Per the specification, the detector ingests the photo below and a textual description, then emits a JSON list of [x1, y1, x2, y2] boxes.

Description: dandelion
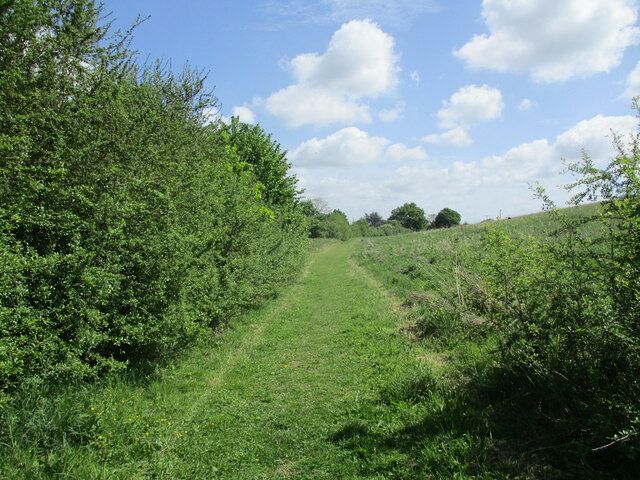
[[255, 458, 260, 462], [90, 407, 95, 411], [97, 436, 103, 440], [145, 432, 150, 436], [128, 418, 132, 422]]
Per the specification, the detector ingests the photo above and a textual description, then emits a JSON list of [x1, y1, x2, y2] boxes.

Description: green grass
[[3, 205, 628, 479], [2, 241, 471, 479], [351, 202, 639, 479]]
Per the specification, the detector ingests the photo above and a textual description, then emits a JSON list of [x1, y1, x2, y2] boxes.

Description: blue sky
[[103, 0, 640, 222]]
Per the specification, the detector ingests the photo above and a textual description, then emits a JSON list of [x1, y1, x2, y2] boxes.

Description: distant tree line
[[301, 200, 462, 240], [0, 0, 308, 402]]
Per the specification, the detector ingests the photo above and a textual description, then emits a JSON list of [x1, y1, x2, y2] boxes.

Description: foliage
[[432, 207, 462, 228], [389, 202, 428, 231], [353, 109, 640, 477], [300, 201, 353, 241], [473, 109, 640, 466], [216, 117, 300, 208], [364, 211, 384, 227], [0, 0, 307, 405], [351, 218, 411, 237]]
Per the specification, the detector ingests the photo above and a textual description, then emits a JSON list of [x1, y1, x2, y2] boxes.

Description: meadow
[[353, 200, 639, 478]]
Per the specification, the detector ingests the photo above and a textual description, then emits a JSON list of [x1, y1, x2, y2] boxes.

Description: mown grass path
[[115, 241, 430, 479]]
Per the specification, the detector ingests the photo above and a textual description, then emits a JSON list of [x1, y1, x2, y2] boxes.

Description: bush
[[432, 208, 461, 229], [473, 105, 640, 464], [0, 0, 307, 404]]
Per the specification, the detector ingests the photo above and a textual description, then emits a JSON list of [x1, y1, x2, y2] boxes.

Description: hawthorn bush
[[474, 106, 640, 467], [0, 0, 307, 404]]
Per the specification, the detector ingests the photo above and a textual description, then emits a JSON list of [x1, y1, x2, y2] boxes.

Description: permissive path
[[131, 240, 430, 479], [40, 240, 439, 480]]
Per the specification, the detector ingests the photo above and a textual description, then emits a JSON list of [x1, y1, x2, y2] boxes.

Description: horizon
[[102, 0, 640, 223]]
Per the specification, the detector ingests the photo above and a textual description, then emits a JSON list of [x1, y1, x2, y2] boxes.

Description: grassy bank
[[353, 202, 639, 479]]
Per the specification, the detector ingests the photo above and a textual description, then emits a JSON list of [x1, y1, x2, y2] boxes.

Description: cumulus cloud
[[289, 127, 427, 167], [202, 106, 230, 126], [624, 61, 640, 98], [265, 20, 400, 127], [385, 143, 428, 162], [378, 101, 405, 122], [266, 86, 371, 127], [455, 0, 640, 82], [410, 70, 421, 85], [518, 99, 535, 111], [289, 127, 389, 167], [387, 114, 637, 221], [555, 114, 637, 164], [436, 84, 504, 128], [422, 127, 473, 146], [231, 106, 256, 124], [423, 84, 503, 146]]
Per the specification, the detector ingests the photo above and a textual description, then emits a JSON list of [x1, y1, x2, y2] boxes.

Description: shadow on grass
[[329, 372, 639, 480]]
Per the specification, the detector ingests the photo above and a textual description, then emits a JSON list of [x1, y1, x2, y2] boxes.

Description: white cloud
[[202, 106, 229, 126], [422, 127, 473, 146], [423, 84, 503, 146], [378, 101, 405, 122], [288, 20, 398, 97], [455, 0, 640, 82], [624, 61, 640, 98], [410, 70, 420, 85], [436, 84, 504, 128], [289, 127, 389, 167], [385, 143, 428, 162], [231, 106, 256, 124], [289, 126, 428, 167], [265, 20, 400, 127], [293, 115, 637, 222], [518, 99, 535, 111], [265, 85, 371, 127], [555, 114, 637, 165], [384, 114, 637, 222]]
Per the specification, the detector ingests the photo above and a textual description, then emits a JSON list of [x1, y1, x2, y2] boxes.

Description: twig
[[592, 434, 632, 452]]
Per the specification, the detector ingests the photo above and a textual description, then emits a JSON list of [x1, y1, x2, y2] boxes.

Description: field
[[2, 202, 637, 478], [352, 202, 639, 478]]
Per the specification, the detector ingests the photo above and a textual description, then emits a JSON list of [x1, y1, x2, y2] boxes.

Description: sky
[[102, 0, 640, 223]]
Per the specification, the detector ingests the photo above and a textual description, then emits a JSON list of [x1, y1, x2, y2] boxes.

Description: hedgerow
[[0, 0, 307, 404]]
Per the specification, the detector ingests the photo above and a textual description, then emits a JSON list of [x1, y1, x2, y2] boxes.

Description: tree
[[217, 117, 299, 208], [324, 210, 352, 241], [389, 203, 428, 231], [364, 211, 384, 227], [432, 208, 461, 228]]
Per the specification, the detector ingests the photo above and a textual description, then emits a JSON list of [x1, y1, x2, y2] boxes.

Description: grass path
[[150, 240, 430, 479], [3, 241, 444, 479], [84, 240, 435, 479]]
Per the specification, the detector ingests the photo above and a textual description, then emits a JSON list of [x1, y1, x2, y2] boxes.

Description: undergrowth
[[353, 108, 640, 478]]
